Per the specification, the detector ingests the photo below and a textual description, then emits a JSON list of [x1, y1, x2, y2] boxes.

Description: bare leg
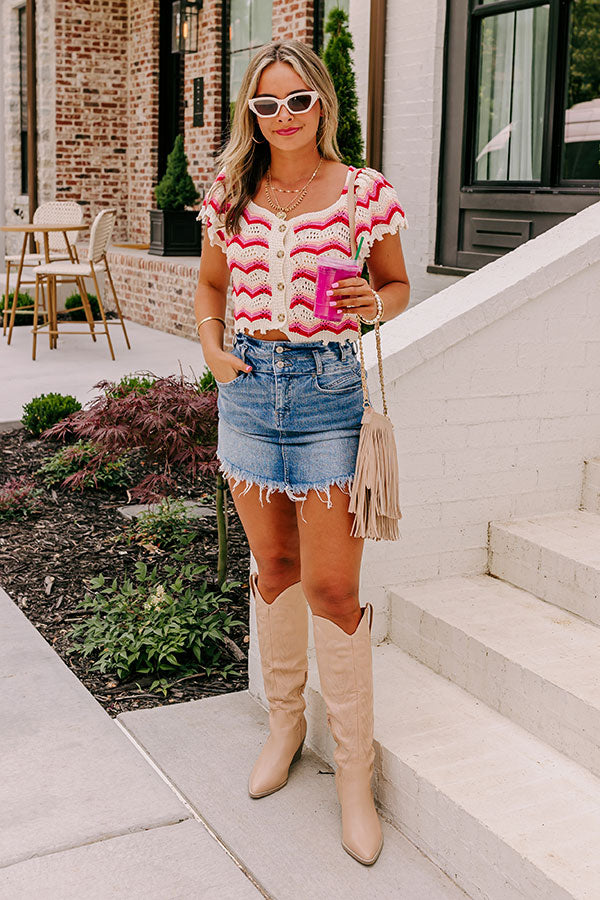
[[295, 485, 364, 634], [226, 478, 301, 601]]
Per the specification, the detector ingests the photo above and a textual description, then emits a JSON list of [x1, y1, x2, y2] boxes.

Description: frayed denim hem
[[217, 456, 354, 524]]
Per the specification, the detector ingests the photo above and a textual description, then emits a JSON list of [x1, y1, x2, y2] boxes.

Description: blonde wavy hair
[[209, 39, 342, 235]]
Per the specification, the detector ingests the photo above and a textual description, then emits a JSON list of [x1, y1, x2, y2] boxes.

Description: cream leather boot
[[312, 602, 383, 865], [248, 571, 308, 799]]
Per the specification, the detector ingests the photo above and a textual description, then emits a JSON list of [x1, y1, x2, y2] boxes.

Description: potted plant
[[149, 134, 202, 256]]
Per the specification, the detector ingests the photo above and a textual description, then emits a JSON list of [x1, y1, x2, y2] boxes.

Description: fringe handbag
[[346, 166, 403, 541]]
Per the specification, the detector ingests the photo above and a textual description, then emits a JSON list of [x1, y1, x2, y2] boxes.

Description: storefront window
[[229, 0, 273, 108], [474, 4, 549, 182], [561, 0, 600, 181]]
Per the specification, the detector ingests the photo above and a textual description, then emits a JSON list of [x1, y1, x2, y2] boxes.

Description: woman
[[194, 39, 409, 866]]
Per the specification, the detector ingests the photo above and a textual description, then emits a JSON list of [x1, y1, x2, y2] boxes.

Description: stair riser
[[377, 764, 575, 900], [390, 595, 600, 778], [581, 460, 600, 513], [304, 682, 575, 900], [488, 528, 600, 626]]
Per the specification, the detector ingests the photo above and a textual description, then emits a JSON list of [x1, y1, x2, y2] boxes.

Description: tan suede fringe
[[348, 406, 403, 540], [346, 166, 403, 541]]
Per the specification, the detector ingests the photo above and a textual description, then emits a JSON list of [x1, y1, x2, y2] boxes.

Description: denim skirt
[[215, 331, 369, 518]]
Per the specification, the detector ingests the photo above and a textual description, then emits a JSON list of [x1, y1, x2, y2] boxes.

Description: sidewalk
[[0, 586, 261, 899], [0, 320, 205, 423], [0, 582, 467, 899]]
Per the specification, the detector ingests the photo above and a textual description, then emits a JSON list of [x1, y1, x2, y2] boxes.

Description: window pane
[[230, 0, 250, 53], [322, 0, 350, 50], [230, 48, 251, 104], [251, 0, 272, 47], [561, 0, 600, 181], [474, 5, 549, 182]]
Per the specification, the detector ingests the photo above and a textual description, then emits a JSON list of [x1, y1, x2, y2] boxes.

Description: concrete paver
[[119, 690, 468, 900], [0, 320, 206, 423], [0, 819, 259, 900]]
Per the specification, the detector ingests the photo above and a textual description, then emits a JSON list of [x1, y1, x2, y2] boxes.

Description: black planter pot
[[148, 208, 202, 256]]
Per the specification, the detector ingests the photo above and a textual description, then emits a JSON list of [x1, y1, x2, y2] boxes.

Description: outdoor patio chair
[[3, 201, 84, 339], [31, 208, 131, 361]]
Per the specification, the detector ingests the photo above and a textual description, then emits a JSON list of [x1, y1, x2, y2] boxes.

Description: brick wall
[[127, 0, 160, 243], [54, 0, 129, 241]]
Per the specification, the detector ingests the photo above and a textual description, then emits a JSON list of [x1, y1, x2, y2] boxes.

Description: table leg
[[7, 233, 28, 345]]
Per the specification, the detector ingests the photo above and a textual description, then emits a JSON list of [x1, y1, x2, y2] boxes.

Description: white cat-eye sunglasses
[[247, 90, 320, 118]]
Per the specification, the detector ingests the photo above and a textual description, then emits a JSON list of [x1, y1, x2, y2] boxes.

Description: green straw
[[354, 235, 364, 261]]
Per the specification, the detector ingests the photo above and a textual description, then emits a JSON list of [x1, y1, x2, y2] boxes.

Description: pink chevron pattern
[[197, 164, 407, 344], [233, 283, 272, 299]]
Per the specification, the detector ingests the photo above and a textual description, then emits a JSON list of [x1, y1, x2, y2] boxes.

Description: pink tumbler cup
[[313, 258, 362, 322]]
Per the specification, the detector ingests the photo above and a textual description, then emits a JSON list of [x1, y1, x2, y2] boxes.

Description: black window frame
[[18, 5, 28, 196], [433, 0, 600, 274]]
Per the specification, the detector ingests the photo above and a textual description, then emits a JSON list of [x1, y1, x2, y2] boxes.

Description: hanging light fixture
[[171, 0, 202, 54]]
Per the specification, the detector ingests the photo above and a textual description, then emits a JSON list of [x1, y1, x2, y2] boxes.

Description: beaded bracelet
[[357, 290, 384, 325]]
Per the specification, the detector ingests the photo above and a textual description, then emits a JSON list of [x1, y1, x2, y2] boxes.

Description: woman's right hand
[[205, 349, 251, 384]]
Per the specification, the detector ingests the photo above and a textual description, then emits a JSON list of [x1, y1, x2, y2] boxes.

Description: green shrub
[[0, 291, 35, 325], [105, 373, 157, 399], [63, 291, 100, 321], [126, 497, 198, 550], [68, 560, 244, 685], [21, 392, 82, 437], [197, 365, 217, 393], [37, 439, 130, 490], [0, 476, 44, 521]]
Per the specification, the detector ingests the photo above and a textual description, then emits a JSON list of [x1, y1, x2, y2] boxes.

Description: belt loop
[[239, 343, 247, 364], [312, 348, 323, 374], [340, 342, 349, 362]]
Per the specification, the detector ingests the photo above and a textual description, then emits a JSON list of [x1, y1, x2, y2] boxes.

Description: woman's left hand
[[327, 277, 378, 320]]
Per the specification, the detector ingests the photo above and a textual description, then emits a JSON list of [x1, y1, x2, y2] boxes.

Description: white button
[[277, 282, 285, 291], [279, 224, 286, 232], [277, 250, 284, 258], [276, 360, 284, 368], [275, 346, 283, 353], [277, 313, 285, 322]]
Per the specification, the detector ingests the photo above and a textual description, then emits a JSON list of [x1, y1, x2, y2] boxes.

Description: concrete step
[[580, 458, 600, 514], [488, 509, 600, 625], [119, 690, 468, 900], [306, 640, 600, 900], [388, 573, 600, 777]]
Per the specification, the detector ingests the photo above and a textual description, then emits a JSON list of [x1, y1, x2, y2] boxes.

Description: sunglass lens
[[288, 93, 313, 112], [253, 99, 278, 116]]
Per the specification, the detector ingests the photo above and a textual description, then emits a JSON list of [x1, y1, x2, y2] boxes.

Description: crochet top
[[196, 164, 408, 343]]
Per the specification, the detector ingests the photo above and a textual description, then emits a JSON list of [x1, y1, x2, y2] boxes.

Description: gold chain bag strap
[[346, 166, 402, 541]]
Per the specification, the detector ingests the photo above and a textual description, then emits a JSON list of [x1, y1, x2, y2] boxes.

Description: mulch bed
[[0, 426, 251, 718]]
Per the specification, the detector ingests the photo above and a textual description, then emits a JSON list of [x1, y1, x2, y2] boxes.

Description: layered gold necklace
[[265, 157, 323, 220]]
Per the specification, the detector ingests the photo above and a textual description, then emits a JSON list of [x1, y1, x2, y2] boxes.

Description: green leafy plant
[[21, 392, 82, 437], [0, 291, 35, 325], [36, 439, 131, 490], [197, 365, 217, 393], [322, 8, 365, 168], [68, 560, 245, 686], [154, 134, 200, 211], [125, 497, 199, 551], [0, 476, 44, 521], [105, 373, 157, 399], [63, 291, 100, 321]]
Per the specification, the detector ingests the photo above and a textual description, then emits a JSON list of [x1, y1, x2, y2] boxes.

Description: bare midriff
[[240, 328, 290, 342]]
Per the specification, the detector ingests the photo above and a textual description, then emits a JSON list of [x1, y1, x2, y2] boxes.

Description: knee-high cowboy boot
[[248, 571, 308, 798], [312, 602, 383, 865]]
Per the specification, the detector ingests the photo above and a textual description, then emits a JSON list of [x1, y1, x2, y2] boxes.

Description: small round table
[[1, 223, 88, 343]]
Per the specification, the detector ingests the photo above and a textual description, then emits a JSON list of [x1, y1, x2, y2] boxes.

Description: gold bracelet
[[196, 315, 226, 335]]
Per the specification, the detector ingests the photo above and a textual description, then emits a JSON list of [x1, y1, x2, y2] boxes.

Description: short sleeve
[[197, 167, 228, 253], [354, 166, 408, 258]]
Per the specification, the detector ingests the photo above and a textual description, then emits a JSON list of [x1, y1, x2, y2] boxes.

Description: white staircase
[[303, 457, 600, 900]]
